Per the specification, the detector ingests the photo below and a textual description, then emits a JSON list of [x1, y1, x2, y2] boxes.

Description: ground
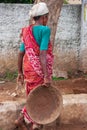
[[0, 77, 87, 130], [48, 124, 87, 130], [0, 77, 87, 102], [68, 0, 81, 4]]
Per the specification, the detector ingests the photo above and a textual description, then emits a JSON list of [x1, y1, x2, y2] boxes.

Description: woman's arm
[[18, 51, 25, 74], [17, 51, 25, 85], [39, 27, 51, 86], [40, 50, 50, 86], [40, 50, 47, 76]]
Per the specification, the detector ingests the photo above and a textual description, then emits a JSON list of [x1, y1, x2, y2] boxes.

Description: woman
[[15, 2, 53, 130]]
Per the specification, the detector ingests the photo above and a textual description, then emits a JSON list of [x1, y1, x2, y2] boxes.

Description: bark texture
[[34, 0, 63, 46]]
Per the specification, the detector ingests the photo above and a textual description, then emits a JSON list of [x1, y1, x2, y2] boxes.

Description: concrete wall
[[0, 4, 31, 73], [53, 5, 81, 76], [0, 4, 83, 76], [80, 1, 87, 72]]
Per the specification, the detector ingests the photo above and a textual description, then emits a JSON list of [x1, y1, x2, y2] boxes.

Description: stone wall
[[0, 4, 82, 76]]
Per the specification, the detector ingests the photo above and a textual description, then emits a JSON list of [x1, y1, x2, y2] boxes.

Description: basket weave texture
[[26, 85, 63, 124]]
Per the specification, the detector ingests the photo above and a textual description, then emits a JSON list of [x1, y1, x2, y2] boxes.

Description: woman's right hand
[[17, 73, 24, 85], [43, 76, 51, 87]]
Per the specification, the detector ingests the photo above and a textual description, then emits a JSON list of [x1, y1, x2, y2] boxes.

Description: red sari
[[21, 25, 53, 124]]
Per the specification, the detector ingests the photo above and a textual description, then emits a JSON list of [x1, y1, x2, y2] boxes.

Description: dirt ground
[[53, 124, 87, 130], [68, 0, 81, 4], [0, 77, 87, 102], [45, 123, 87, 130], [0, 78, 87, 130], [13, 123, 87, 130]]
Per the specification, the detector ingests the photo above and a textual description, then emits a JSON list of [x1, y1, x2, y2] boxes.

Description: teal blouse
[[20, 25, 51, 51]]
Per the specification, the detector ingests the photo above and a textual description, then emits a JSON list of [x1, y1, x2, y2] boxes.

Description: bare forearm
[[40, 51, 48, 77], [18, 51, 25, 74]]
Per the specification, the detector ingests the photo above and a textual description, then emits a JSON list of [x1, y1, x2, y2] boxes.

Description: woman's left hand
[[17, 73, 24, 85]]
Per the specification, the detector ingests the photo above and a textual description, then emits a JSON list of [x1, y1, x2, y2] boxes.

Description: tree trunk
[[34, 0, 63, 46]]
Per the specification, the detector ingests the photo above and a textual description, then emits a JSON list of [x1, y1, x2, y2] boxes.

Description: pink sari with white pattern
[[21, 25, 53, 124]]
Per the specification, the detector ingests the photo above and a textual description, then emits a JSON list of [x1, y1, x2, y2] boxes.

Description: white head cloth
[[29, 2, 49, 18]]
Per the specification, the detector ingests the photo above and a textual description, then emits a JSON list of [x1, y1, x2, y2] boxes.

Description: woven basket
[[26, 85, 63, 124]]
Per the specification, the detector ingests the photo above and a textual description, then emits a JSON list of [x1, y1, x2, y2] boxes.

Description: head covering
[[29, 2, 49, 18]]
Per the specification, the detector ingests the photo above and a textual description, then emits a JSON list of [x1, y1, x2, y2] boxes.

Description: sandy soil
[[0, 78, 87, 130], [68, 0, 81, 4], [0, 77, 87, 102], [13, 123, 87, 130], [56, 124, 87, 130]]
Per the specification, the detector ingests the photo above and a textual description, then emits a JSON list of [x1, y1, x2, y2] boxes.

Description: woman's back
[[20, 25, 51, 52], [33, 25, 51, 50]]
